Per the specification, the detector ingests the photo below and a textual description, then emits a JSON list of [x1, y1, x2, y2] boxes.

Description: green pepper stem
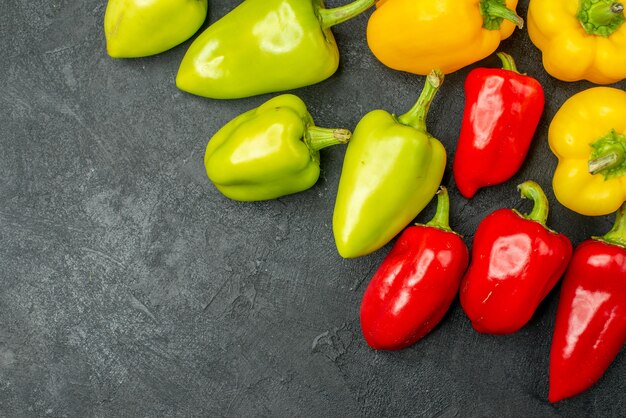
[[397, 69, 444, 131], [480, 0, 524, 30], [588, 130, 626, 178], [589, 151, 624, 174], [598, 203, 626, 247], [578, 0, 625, 36], [497, 52, 520, 73], [426, 187, 452, 232], [518, 180, 549, 225], [318, 0, 376, 29], [306, 126, 351, 151]]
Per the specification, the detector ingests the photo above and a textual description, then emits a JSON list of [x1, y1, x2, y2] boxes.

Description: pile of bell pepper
[[103, 0, 626, 404]]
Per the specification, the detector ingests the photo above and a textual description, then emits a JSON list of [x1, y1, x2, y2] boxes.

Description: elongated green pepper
[[104, 0, 208, 58], [333, 70, 447, 258], [177, 0, 375, 99], [205, 94, 351, 201]]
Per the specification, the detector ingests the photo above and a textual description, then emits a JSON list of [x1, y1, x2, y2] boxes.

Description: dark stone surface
[[1, 0, 625, 416]]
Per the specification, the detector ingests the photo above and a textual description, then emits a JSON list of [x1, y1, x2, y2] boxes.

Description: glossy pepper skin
[[333, 70, 447, 258], [360, 187, 469, 350], [549, 87, 626, 216], [177, 0, 375, 99], [366, 0, 523, 75], [549, 204, 626, 402], [528, 0, 626, 84], [460, 181, 573, 334], [204, 94, 351, 201], [104, 0, 208, 58], [453, 53, 545, 198]]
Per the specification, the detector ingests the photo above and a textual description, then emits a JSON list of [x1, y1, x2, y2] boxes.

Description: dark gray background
[[1, 0, 625, 416]]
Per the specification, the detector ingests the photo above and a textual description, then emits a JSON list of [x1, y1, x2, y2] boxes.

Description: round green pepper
[[205, 94, 351, 201], [333, 70, 447, 258]]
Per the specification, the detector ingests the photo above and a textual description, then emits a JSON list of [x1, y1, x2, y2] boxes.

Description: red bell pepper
[[549, 203, 626, 403], [460, 181, 572, 335], [360, 187, 469, 350], [453, 53, 545, 199]]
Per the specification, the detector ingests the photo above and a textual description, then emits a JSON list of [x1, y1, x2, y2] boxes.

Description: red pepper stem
[[306, 126, 351, 151], [598, 203, 626, 247], [425, 186, 452, 232], [497, 52, 519, 73], [397, 69, 445, 131], [318, 0, 376, 29], [517, 180, 549, 226]]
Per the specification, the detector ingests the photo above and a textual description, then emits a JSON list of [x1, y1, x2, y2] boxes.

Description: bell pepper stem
[[518, 180, 549, 226], [425, 187, 452, 232], [589, 151, 623, 174], [588, 130, 626, 178], [497, 52, 519, 73], [480, 0, 524, 30], [318, 0, 376, 29], [306, 126, 351, 152], [599, 203, 626, 247], [578, 0, 625, 36], [397, 69, 444, 131]]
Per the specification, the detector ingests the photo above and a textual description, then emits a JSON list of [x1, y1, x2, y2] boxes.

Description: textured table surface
[[1, 0, 625, 416]]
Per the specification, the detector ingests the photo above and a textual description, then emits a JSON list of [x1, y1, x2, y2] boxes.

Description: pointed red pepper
[[360, 187, 469, 350], [453, 53, 545, 198], [460, 181, 572, 335], [549, 203, 626, 403]]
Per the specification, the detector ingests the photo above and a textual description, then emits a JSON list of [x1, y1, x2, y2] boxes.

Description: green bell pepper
[[176, 0, 375, 99], [333, 70, 447, 258], [205, 94, 351, 201], [104, 0, 208, 58]]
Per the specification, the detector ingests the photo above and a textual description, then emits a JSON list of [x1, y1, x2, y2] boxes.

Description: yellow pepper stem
[[397, 69, 444, 132], [480, 0, 524, 30], [517, 180, 549, 226], [588, 130, 626, 178], [318, 0, 376, 29], [597, 203, 626, 247], [578, 0, 625, 36]]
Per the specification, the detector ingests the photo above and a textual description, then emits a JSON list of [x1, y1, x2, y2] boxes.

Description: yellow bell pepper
[[366, 0, 522, 75], [528, 0, 626, 84], [549, 87, 626, 216]]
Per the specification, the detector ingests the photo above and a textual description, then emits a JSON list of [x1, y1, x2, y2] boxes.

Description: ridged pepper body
[[549, 204, 626, 402], [360, 188, 469, 350], [177, 0, 374, 99], [528, 0, 626, 84], [549, 87, 626, 216], [104, 0, 208, 58], [205, 95, 350, 201], [460, 181, 573, 334], [333, 71, 447, 258], [366, 0, 522, 75], [453, 53, 545, 198]]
